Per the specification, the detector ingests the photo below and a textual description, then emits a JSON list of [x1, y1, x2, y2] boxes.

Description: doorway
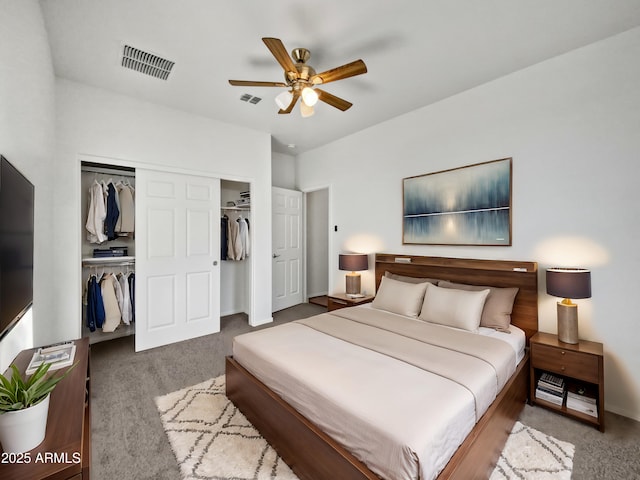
[[305, 187, 329, 306]]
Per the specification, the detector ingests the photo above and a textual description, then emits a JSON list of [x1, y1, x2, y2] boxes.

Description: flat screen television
[[0, 155, 34, 341]]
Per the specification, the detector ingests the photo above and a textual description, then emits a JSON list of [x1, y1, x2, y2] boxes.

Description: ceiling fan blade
[[262, 37, 298, 80], [310, 59, 367, 85], [228, 80, 287, 87], [278, 90, 300, 114], [316, 89, 353, 111]]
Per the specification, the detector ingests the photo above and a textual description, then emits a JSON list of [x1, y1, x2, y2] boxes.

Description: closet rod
[[82, 257, 136, 267], [81, 164, 135, 178]]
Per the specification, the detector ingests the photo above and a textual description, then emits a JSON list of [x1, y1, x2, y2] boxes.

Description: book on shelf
[[26, 342, 77, 375], [566, 385, 598, 417], [535, 372, 566, 405], [535, 387, 564, 406], [566, 397, 598, 417], [539, 372, 565, 388]]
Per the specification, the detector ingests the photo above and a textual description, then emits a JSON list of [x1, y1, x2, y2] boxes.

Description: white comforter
[[232, 306, 518, 480]]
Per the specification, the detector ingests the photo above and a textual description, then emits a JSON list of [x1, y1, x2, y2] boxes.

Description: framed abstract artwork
[[403, 158, 512, 246]]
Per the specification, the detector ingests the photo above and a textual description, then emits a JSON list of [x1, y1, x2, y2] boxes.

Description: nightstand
[[530, 332, 604, 431], [327, 293, 374, 312]]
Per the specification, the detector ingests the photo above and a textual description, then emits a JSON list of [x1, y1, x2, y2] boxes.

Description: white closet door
[[135, 169, 220, 351], [272, 187, 303, 312]]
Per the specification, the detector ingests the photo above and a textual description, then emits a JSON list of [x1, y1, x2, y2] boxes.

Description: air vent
[[121, 45, 174, 80], [240, 94, 262, 104]]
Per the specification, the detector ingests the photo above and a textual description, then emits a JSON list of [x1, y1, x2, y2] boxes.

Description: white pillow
[[372, 276, 429, 317], [418, 283, 490, 332]]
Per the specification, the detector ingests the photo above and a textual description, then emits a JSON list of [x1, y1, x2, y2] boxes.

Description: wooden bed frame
[[226, 254, 538, 480]]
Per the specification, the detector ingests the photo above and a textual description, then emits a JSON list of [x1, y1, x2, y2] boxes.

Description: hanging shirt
[[86, 180, 107, 244], [119, 273, 132, 325], [238, 217, 250, 259], [227, 217, 242, 261]]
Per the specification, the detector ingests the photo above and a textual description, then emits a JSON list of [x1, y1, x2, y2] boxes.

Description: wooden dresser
[[0, 338, 91, 479]]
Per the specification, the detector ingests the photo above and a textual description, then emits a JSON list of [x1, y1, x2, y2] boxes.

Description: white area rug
[[156, 376, 574, 480], [490, 421, 574, 480]]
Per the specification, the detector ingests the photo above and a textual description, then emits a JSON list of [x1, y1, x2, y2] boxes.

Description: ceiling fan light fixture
[[275, 90, 293, 110], [301, 87, 319, 107], [300, 101, 315, 118]]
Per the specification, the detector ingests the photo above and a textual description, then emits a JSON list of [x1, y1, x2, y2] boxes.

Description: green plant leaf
[[0, 360, 78, 412]]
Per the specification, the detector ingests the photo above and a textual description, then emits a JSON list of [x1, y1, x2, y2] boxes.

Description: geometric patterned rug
[[156, 376, 574, 480], [155, 376, 297, 480], [490, 422, 574, 480]]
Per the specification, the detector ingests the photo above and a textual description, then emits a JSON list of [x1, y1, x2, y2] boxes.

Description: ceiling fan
[[229, 37, 367, 117]]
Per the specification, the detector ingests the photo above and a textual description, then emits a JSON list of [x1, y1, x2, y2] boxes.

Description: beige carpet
[[156, 376, 574, 480]]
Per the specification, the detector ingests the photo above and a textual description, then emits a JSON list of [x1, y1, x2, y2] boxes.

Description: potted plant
[[0, 362, 75, 453]]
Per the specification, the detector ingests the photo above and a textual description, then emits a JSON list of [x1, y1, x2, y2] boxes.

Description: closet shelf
[[222, 206, 250, 211], [82, 256, 136, 267]]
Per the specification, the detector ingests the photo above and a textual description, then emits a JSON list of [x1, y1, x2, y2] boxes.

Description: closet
[[80, 159, 252, 350], [81, 161, 136, 344], [220, 179, 251, 318]]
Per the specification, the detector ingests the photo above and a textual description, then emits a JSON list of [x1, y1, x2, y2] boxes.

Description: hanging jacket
[[104, 182, 120, 241]]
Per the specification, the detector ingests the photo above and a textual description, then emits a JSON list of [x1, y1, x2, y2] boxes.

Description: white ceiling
[[39, 0, 640, 154]]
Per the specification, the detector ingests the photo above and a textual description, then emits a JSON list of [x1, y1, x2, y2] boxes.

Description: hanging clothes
[[86, 180, 107, 244], [86, 275, 106, 332], [118, 272, 133, 325], [116, 182, 135, 234], [101, 273, 121, 332], [104, 182, 120, 241], [220, 215, 229, 261], [237, 216, 250, 259], [128, 273, 135, 323], [227, 216, 243, 261]]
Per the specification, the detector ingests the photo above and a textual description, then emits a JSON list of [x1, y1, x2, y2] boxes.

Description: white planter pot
[[0, 394, 50, 453]]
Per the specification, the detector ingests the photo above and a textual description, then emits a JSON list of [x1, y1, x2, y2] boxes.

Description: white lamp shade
[[301, 87, 319, 106], [300, 101, 314, 117], [275, 90, 293, 110]]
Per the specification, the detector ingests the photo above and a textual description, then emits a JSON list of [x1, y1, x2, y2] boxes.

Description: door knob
[[272, 253, 281, 258]]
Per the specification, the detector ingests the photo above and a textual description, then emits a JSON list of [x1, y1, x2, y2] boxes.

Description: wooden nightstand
[[327, 293, 374, 312], [530, 332, 604, 431]]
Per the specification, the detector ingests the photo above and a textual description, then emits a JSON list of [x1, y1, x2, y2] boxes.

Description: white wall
[[297, 28, 640, 421], [0, 0, 56, 370], [51, 79, 273, 345], [272, 151, 296, 189]]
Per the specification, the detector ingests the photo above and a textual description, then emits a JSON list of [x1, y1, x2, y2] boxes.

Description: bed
[[226, 254, 538, 479]]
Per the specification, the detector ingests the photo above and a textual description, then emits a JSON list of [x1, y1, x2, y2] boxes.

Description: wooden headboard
[[375, 253, 539, 340]]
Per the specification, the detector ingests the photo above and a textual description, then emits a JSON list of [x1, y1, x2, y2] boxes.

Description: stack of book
[[236, 190, 251, 207], [536, 372, 566, 406], [93, 246, 128, 258], [566, 386, 598, 417]]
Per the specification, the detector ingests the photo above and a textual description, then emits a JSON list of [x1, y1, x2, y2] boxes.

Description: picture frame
[[402, 158, 512, 246]]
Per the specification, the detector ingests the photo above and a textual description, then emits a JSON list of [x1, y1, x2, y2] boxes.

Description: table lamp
[[339, 254, 369, 295], [546, 268, 591, 344]]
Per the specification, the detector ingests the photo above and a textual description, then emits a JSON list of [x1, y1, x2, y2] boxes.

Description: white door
[[135, 169, 220, 351], [272, 187, 303, 312]]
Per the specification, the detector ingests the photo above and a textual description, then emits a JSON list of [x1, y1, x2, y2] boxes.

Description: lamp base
[[557, 302, 579, 344], [345, 273, 361, 295]]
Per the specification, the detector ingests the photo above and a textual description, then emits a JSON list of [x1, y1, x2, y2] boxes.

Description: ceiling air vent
[[121, 45, 174, 80], [240, 94, 262, 104]]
